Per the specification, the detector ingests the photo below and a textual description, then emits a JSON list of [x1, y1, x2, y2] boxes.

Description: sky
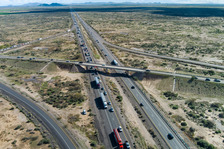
[[0, 0, 224, 6]]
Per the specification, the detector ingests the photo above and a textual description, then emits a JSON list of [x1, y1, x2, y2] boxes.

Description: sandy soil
[[0, 97, 49, 149], [0, 67, 94, 148], [109, 77, 156, 147]]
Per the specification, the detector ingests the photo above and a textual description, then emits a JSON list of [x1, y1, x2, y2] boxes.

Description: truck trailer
[[113, 128, 123, 149], [95, 77, 100, 88], [100, 92, 107, 109]]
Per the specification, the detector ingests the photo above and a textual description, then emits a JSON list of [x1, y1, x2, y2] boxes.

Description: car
[[29, 58, 32, 60], [66, 60, 70, 63], [131, 86, 135, 89], [214, 78, 221, 82], [101, 87, 104, 90], [102, 64, 105, 66], [205, 78, 210, 81], [146, 69, 150, 72], [104, 91, 107, 95], [140, 103, 144, 106], [109, 107, 114, 112], [51, 59, 54, 61], [124, 141, 130, 149], [107, 101, 111, 105], [17, 56, 20, 58], [167, 133, 174, 140], [105, 54, 107, 56], [118, 126, 122, 132], [20, 57, 24, 58], [83, 109, 86, 115]]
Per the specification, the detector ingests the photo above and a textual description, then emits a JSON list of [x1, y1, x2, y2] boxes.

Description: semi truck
[[95, 77, 100, 88], [113, 128, 123, 149], [100, 92, 107, 109], [112, 59, 118, 65]]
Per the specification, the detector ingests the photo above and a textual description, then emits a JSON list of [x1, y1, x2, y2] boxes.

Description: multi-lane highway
[[0, 83, 78, 149], [103, 41, 224, 70], [0, 31, 69, 53], [71, 11, 133, 148], [75, 12, 191, 149]]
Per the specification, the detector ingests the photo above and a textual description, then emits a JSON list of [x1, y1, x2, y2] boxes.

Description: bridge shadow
[[98, 71, 129, 78]]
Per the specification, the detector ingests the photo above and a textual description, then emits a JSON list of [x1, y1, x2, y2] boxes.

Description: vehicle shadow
[[94, 97, 104, 110], [90, 81, 99, 89], [109, 132, 118, 149]]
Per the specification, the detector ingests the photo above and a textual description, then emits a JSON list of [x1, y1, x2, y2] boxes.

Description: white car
[[118, 126, 122, 132], [83, 110, 86, 115]]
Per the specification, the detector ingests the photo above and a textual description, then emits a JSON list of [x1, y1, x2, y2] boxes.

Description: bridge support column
[[126, 70, 130, 76], [72, 64, 86, 73]]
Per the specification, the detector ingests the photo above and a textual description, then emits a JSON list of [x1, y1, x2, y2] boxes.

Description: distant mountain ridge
[[38, 3, 65, 7]]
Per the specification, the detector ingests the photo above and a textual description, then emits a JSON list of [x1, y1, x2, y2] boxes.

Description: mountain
[[22, 3, 41, 6], [38, 3, 65, 7]]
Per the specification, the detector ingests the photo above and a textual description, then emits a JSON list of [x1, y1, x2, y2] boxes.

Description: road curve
[[0, 83, 77, 149]]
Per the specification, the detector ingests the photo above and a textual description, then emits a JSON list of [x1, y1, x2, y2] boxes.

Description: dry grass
[[0, 96, 49, 149], [79, 7, 224, 64], [0, 8, 72, 47]]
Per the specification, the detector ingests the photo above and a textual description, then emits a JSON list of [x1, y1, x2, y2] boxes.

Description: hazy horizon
[[1, 0, 224, 6]]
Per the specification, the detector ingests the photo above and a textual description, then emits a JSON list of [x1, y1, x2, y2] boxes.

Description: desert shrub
[[37, 139, 49, 145], [219, 113, 224, 118], [210, 103, 221, 109], [201, 119, 214, 129], [164, 91, 178, 100], [14, 125, 22, 130], [181, 122, 187, 126], [67, 114, 80, 124], [116, 95, 123, 102], [196, 138, 216, 149], [172, 115, 185, 122]]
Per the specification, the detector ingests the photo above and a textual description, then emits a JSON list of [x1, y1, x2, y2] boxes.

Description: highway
[[1, 54, 223, 84], [75, 12, 191, 149], [103, 41, 224, 70], [69, 10, 224, 70], [71, 11, 133, 148], [0, 31, 69, 53], [0, 83, 77, 149]]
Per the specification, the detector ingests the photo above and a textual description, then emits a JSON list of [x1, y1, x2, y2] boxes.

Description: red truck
[[113, 128, 123, 149]]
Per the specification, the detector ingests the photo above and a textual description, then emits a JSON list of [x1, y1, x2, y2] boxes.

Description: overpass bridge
[[0, 55, 223, 84]]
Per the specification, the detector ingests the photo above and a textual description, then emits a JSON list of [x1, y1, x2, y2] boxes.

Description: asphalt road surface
[[71, 11, 133, 148], [75, 12, 191, 149], [0, 83, 77, 149]]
